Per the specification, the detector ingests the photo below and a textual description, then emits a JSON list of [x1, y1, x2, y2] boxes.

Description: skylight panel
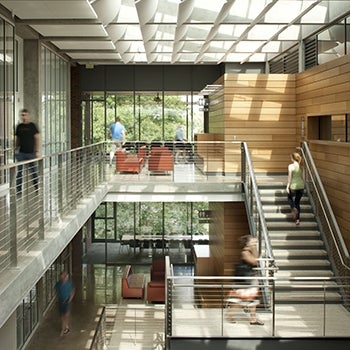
[[247, 25, 281, 40], [235, 41, 267, 52], [117, 0, 139, 23]]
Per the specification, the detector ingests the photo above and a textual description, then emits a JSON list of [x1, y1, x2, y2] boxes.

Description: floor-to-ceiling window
[[41, 46, 70, 156], [81, 92, 203, 144], [92, 202, 209, 244]]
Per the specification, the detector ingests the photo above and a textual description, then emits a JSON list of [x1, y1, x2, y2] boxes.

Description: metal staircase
[[259, 181, 342, 303]]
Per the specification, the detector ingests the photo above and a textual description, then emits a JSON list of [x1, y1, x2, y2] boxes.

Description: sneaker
[[295, 219, 300, 225], [250, 319, 264, 325]]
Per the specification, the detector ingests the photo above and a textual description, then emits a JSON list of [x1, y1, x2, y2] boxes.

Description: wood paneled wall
[[296, 55, 350, 251], [209, 74, 297, 173], [308, 141, 350, 250], [296, 54, 350, 119], [209, 202, 250, 276]]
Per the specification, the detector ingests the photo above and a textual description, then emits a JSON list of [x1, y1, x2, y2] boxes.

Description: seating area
[[121, 265, 146, 299], [115, 146, 146, 173], [146, 258, 166, 303]]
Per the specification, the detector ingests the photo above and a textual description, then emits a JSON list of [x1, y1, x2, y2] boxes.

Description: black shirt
[[15, 122, 39, 153]]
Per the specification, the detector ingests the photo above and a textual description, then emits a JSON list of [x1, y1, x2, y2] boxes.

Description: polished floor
[[25, 244, 192, 350]]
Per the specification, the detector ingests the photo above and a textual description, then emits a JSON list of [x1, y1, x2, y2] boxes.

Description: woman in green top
[[286, 152, 304, 225]]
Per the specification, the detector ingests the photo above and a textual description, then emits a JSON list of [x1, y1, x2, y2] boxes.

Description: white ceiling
[[1, 0, 350, 65]]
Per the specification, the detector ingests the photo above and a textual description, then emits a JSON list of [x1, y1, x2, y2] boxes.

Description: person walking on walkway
[[286, 152, 305, 225], [15, 108, 40, 193], [175, 124, 188, 163], [109, 117, 126, 166], [55, 271, 75, 336]]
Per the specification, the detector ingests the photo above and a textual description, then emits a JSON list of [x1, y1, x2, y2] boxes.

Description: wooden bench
[[121, 265, 145, 299]]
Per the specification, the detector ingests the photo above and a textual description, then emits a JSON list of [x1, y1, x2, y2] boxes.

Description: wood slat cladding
[[296, 54, 350, 117], [209, 202, 250, 276], [309, 141, 350, 250], [296, 56, 350, 251], [210, 74, 297, 173]]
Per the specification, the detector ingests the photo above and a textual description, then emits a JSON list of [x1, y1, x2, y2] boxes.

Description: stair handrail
[[241, 142, 277, 275], [300, 142, 350, 274]]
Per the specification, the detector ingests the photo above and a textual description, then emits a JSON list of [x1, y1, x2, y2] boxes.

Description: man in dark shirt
[[15, 109, 40, 193]]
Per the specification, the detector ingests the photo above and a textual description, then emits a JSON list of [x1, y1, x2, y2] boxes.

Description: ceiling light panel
[[31, 24, 107, 37], [52, 40, 116, 50], [0, 0, 95, 19]]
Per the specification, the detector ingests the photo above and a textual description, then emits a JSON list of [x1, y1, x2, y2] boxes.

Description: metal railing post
[[9, 166, 18, 266]]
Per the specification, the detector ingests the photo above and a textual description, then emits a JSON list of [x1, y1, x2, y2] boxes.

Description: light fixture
[[154, 93, 162, 103]]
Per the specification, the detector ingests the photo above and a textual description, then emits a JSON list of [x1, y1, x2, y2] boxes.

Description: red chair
[[116, 150, 143, 173]]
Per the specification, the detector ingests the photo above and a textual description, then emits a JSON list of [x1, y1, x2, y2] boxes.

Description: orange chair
[[116, 150, 143, 173], [148, 147, 173, 174]]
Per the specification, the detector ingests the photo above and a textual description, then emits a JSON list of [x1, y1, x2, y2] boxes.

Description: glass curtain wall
[[16, 287, 38, 350], [93, 202, 209, 242], [41, 46, 70, 156], [0, 19, 15, 183], [317, 17, 350, 65], [81, 91, 203, 144]]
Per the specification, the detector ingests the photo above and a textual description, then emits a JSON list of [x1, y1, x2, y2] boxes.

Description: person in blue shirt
[[175, 124, 188, 163], [109, 117, 126, 166], [55, 271, 75, 336]]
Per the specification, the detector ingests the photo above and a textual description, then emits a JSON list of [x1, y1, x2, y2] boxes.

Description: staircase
[[258, 181, 342, 303]]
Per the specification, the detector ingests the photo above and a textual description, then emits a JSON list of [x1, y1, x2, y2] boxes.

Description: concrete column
[[23, 40, 40, 126], [0, 312, 16, 350]]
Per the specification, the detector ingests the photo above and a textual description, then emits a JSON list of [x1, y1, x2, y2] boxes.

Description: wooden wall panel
[[209, 202, 250, 276], [296, 55, 350, 125], [222, 73, 297, 173], [308, 141, 350, 250], [296, 56, 350, 250]]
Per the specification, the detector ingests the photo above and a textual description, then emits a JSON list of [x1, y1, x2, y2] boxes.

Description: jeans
[[16, 152, 38, 193], [287, 189, 304, 220]]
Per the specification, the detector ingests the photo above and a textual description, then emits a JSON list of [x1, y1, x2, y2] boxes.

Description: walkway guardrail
[[91, 275, 350, 350], [0, 142, 106, 273]]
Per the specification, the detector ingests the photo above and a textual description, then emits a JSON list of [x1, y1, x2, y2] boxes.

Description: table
[[120, 234, 209, 252]]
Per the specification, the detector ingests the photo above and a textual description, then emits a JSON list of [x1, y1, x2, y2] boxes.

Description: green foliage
[[93, 202, 209, 241], [88, 93, 202, 143]]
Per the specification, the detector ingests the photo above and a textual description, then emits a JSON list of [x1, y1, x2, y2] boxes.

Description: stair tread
[[275, 270, 334, 277], [267, 221, 318, 228], [265, 213, 315, 219], [277, 259, 331, 266], [271, 240, 324, 246], [273, 250, 328, 257], [269, 233, 321, 239], [275, 280, 339, 287]]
